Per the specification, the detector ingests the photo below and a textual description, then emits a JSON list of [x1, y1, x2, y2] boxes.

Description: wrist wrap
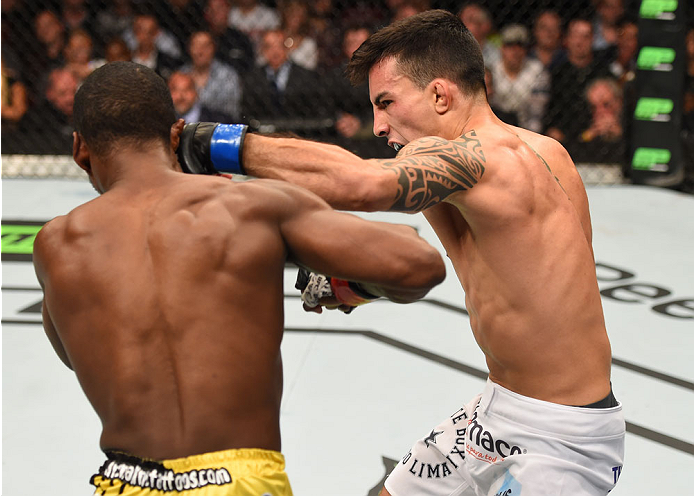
[[210, 124, 248, 174], [330, 278, 379, 307]]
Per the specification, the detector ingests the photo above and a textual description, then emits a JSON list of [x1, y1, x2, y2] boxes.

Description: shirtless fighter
[[176, 10, 626, 495], [32, 61, 446, 495]]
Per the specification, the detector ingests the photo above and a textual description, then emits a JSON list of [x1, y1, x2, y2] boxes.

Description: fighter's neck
[[448, 97, 497, 138], [94, 148, 181, 193]]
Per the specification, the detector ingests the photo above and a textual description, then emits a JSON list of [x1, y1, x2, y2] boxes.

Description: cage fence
[[1, 0, 692, 188]]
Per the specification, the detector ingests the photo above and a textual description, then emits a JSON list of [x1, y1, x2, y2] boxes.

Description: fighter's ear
[[431, 79, 452, 115], [73, 132, 91, 174], [171, 119, 185, 153]]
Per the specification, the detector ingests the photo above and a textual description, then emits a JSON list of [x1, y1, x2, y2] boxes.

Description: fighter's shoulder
[[223, 177, 330, 213]]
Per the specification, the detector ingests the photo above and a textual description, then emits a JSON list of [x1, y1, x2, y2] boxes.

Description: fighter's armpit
[[379, 130, 486, 212]]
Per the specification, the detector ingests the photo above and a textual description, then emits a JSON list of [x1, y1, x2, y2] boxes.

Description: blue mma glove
[[177, 122, 248, 175]]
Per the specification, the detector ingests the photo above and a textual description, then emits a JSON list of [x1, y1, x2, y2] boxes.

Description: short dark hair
[[346, 10, 485, 95], [73, 62, 177, 157]]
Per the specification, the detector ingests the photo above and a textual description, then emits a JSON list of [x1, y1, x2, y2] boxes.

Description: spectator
[[64, 29, 105, 83], [484, 67, 519, 126], [228, 0, 281, 49], [104, 37, 131, 63], [544, 18, 612, 145], [34, 10, 67, 65], [489, 24, 549, 133], [203, 0, 255, 72], [94, 0, 134, 47], [168, 71, 233, 123], [391, 0, 430, 22], [458, 2, 500, 67], [329, 23, 373, 139], [181, 31, 242, 121], [569, 77, 625, 164], [59, 0, 97, 39], [529, 10, 566, 71], [309, 0, 342, 70], [278, 0, 318, 70], [1, 55, 29, 154], [129, 13, 181, 81], [156, 0, 206, 52], [17, 67, 78, 154], [124, 10, 183, 60], [608, 16, 638, 87], [593, 0, 624, 51], [242, 29, 324, 131]]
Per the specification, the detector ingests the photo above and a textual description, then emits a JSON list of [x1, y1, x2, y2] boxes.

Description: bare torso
[[38, 175, 288, 459], [423, 121, 611, 405]]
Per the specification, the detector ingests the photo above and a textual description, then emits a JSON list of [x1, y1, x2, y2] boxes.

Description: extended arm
[[177, 123, 486, 213]]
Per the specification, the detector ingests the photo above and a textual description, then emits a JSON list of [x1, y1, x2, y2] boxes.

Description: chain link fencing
[[1, 0, 692, 189]]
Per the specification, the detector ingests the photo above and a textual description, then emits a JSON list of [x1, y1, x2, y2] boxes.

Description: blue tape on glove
[[210, 124, 247, 174]]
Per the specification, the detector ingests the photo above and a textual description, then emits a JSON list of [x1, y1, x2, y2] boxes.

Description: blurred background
[[1, 0, 693, 191]]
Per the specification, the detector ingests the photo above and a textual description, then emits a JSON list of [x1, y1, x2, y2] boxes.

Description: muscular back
[[35, 171, 445, 460], [36, 176, 290, 459], [397, 122, 611, 405]]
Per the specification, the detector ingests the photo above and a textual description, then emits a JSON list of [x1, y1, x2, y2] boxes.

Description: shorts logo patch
[[100, 460, 232, 492], [466, 406, 526, 462]]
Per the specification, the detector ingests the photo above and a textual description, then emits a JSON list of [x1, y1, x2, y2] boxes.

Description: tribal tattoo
[[381, 130, 486, 212]]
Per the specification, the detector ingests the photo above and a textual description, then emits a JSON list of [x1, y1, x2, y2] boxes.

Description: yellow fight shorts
[[91, 448, 293, 496]]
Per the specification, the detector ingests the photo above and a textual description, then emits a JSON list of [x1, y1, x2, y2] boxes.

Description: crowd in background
[[1, 0, 693, 181]]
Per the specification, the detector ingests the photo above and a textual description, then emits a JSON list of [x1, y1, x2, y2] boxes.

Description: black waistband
[[577, 389, 618, 409]]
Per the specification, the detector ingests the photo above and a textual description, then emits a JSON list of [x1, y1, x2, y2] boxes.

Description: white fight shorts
[[384, 379, 625, 496]]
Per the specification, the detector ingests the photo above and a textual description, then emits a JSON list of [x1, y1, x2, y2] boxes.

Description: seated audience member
[[168, 71, 233, 123], [489, 24, 549, 133], [129, 13, 181, 81], [608, 16, 638, 87], [593, 0, 624, 51], [228, 0, 281, 49], [203, 0, 255, 72], [324, 23, 392, 158], [180, 31, 242, 121], [278, 0, 318, 70], [26, 10, 67, 101], [124, 10, 183, 60], [569, 77, 625, 164], [1, 55, 29, 154], [156, 0, 206, 51], [458, 3, 500, 67], [59, 0, 96, 39], [309, 0, 343, 70], [104, 37, 131, 62], [485, 67, 519, 127], [544, 17, 612, 145], [242, 28, 325, 134], [17, 67, 78, 154], [529, 10, 566, 71], [64, 29, 105, 83], [94, 0, 134, 47], [390, 0, 430, 22]]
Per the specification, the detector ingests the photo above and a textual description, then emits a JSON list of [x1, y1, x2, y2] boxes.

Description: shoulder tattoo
[[380, 130, 486, 212]]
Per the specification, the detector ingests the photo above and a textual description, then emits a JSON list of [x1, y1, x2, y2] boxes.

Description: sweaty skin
[[241, 57, 612, 406], [33, 132, 445, 461]]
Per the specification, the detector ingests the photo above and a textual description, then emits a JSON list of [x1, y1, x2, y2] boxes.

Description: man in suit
[[242, 28, 330, 137], [168, 71, 233, 123]]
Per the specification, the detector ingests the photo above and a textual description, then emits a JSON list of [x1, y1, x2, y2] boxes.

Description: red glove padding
[[330, 278, 380, 307]]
